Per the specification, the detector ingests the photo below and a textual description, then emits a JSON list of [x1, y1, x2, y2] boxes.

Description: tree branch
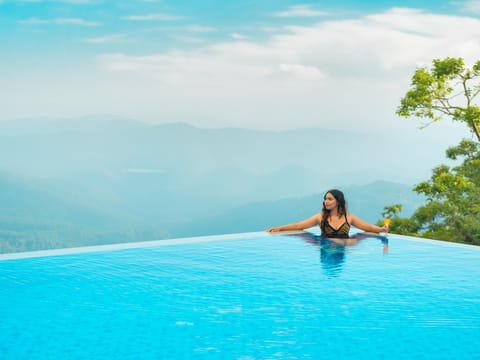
[[431, 104, 460, 116], [471, 87, 480, 100]]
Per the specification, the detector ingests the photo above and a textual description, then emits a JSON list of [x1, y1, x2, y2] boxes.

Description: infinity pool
[[1, 231, 479, 359]]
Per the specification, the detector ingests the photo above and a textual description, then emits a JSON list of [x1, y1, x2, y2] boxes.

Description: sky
[[2, 0, 480, 134]]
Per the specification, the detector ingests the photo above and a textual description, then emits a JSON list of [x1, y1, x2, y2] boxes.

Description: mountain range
[[0, 116, 438, 252]]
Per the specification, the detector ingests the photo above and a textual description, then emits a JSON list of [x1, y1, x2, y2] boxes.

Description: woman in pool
[[266, 189, 388, 238]]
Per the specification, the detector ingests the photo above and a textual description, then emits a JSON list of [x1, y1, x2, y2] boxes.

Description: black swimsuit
[[321, 214, 350, 238]]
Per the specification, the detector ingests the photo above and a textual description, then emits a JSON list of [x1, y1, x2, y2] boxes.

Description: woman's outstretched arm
[[349, 214, 388, 233], [267, 214, 322, 233]]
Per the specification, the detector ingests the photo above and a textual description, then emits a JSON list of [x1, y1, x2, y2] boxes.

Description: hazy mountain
[[0, 172, 118, 226], [0, 117, 442, 252], [0, 172, 420, 253], [0, 116, 453, 185], [0, 117, 453, 214], [0, 173, 168, 253]]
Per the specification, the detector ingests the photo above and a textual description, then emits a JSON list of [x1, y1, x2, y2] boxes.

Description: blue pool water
[[1, 231, 479, 359]]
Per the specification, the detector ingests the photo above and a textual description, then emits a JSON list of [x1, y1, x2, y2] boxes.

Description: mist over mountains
[[0, 116, 438, 252]]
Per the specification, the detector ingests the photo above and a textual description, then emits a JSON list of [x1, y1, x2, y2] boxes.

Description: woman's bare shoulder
[[306, 212, 323, 224], [347, 213, 358, 222]]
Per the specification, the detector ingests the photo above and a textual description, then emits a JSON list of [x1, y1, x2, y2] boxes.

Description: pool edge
[[1, 230, 478, 261], [0, 231, 267, 261]]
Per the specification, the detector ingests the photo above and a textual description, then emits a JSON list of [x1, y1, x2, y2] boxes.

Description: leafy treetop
[[397, 57, 480, 141]]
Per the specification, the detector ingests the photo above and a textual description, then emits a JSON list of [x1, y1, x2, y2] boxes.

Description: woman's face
[[323, 193, 338, 210]]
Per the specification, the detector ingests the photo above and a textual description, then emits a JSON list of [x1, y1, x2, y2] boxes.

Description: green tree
[[377, 204, 421, 236], [381, 204, 403, 219], [409, 140, 480, 243], [389, 57, 480, 244], [397, 57, 480, 141]]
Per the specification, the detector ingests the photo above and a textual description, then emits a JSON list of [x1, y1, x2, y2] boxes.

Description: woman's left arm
[[349, 214, 388, 234]]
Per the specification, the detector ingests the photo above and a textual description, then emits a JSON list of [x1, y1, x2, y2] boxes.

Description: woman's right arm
[[267, 214, 321, 233]]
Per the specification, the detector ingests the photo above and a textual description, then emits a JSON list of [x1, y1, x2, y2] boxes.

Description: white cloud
[[272, 4, 329, 18], [121, 13, 185, 21], [84, 34, 125, 44], [185, 25, 218, 33], [55, 18, 98, 26], [14, 0, 101, 3], [171, 35, 208, 44], [260, 26, 279, 33], [18, 17, 49, 25], [457, 0, 480, 13], [276, 63, 325, 80], [94, 8, 480, 130], [7, 7, 480, 133], [59, 0, 101, 3], [230, 32, 248, 40], [19, 17, 99, 26]]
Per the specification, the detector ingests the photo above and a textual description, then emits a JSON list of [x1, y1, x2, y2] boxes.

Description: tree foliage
[[386, 139, 480, 244], [412, 140, 479, 243], [387, 57, 480, 245], [397, 57, 480, 141], [381, 204, 403, 219]]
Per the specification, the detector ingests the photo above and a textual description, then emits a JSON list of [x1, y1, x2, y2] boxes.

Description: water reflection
[[289, 232, 389, 277]]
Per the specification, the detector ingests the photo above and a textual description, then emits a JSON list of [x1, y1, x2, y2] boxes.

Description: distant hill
[[0, 117, 436, 253], [0, 116, 452, 185], [0, 173, 168, 253], [0, 172, 118, 227], [0, 172, 420, 253], [0, 117, 452, 222]]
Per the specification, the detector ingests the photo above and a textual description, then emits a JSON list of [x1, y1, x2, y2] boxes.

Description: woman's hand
[[266, 214, 320, 234], [266, 227, 281, 233], [380, 224, 389, 233]]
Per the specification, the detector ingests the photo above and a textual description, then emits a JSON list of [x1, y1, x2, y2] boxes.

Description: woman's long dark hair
[[320, 189, 348, 233]]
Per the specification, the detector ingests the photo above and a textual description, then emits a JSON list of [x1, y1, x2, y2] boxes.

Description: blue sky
[[2, 0, 480, 134]]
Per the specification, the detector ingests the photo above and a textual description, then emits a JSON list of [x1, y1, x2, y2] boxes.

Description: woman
[[266, 189, 388, 238]]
